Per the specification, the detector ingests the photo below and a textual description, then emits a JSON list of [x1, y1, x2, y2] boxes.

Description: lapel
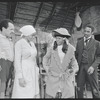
[[87, 38, 95, 50], [61, 44, 72, 71], [52, 49, 63, 71], [23, 39, 32, 48], [53, 46, 71, 72], [79, 37, 84, 53]]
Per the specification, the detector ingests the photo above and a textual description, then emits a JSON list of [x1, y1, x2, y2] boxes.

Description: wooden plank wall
[[0, 2, 77, 33], [0, 2, 8, 21]]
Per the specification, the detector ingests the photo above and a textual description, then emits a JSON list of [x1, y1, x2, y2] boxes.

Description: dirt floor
[[5, 87, 93, 98]]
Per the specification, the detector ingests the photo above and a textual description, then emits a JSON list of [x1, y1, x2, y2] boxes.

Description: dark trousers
[[0, 59, 13, 94], [77, 63, 100, 98], [0, 59, 13, 82]]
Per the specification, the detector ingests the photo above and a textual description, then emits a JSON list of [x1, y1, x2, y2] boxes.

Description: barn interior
[[0, 1, 100, 98]]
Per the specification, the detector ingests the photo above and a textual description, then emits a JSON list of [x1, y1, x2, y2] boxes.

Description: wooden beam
[[10, 2, 17, 21], [59, 4, 71, 27], [70, 2, 79, 9], [45, 2, 57, 30], [59, 2, 79, 29], [80, 6, 91, 15], [7, 2, 17, 21], [6, 2, 12, 18], [33, 2, 43, 27]]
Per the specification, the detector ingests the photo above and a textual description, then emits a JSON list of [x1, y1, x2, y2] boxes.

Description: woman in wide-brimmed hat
[[12, 25, 39, 98], [43, 28, 79, 98]]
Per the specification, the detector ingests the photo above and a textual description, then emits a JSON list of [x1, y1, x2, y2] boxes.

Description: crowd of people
[[0, 18, 100, 98]]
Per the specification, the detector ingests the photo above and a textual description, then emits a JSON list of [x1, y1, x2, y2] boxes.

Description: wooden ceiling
[[0, 1, 99, 33]]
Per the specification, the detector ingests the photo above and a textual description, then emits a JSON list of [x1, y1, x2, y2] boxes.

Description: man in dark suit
[[75, 24, 100, 98]]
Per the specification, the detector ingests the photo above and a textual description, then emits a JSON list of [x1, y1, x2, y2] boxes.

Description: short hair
[[0, 19, 13, 31], [83, 24, 94, 32]]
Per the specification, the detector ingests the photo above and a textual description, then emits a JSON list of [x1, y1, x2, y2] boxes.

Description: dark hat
[[53, 28, 71, 38]]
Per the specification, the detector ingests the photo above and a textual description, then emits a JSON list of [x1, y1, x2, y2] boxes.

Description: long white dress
[[12, 38, 39, 98]]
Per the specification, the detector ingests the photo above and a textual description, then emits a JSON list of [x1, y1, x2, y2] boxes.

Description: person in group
[[0, 19, 15, 98], [43, 28, 79, 98], [75, 24, 100, 98], [11, 25, 40, 98], [5, 28, 22, 97]]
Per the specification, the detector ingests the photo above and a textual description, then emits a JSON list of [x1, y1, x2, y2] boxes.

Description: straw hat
[[53, 28, 71, 38], [19, 25, 36, 36]]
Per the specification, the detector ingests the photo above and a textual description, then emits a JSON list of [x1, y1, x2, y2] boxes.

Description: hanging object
[[75, 12, 82, 28]]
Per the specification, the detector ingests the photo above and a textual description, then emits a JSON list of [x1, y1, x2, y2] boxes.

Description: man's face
[[83, 27, 93, 38], [3, 22, 15, 38]]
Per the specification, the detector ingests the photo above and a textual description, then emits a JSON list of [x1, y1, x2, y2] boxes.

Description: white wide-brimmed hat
[[19, 25, 36, 36], [53, 28, 71, 38]]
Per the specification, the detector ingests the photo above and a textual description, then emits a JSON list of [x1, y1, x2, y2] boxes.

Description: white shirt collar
[[0, 33, 6, 38], [84, 36, 92, 41], [0, 33, 12, 41]]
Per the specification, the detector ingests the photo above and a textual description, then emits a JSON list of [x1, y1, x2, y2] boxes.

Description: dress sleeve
[[14, 41, 23, 78]]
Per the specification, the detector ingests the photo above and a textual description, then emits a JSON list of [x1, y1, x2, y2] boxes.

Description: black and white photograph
[[0, 1, 100, 98]]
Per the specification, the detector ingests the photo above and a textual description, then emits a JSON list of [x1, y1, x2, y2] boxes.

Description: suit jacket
[[43, 42, 79, 98], [75, 37, 100, 71]]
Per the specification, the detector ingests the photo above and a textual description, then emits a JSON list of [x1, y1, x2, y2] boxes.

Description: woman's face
[[27, 33, 37, 41], [55, 36, 64, 45]]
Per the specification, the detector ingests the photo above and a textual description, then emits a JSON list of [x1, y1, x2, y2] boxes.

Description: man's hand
[[87, 66, 94, 75]]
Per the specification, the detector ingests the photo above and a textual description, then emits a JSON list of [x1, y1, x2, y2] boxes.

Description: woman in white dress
[[12, 25, 39, 98]]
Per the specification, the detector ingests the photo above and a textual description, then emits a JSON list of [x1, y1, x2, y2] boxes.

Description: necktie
[[85, 38, 90, 46]]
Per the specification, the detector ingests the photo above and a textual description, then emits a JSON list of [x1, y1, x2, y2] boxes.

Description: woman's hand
[[65, 69, 74, 78], [19, 78, 26, 87]]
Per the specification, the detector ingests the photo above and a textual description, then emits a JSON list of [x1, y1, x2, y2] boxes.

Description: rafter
[[59, 2, 80, 30], [45, 2, 57, 30], [7, 2, 17, 21], [33, 2, 43, 27], [80, 6, 91, 15], [6, 2, 12, 18], [59, 4, 71, 28]]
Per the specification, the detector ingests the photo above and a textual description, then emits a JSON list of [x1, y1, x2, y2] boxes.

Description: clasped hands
[[59, 69, 74, 80]]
